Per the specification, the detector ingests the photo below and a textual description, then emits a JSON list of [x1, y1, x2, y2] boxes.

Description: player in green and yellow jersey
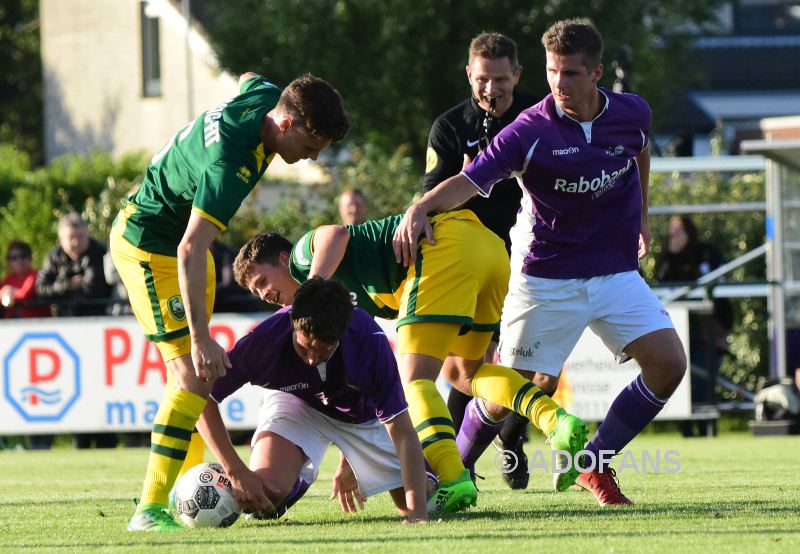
[[111, 72, 349, 531], [232, 211, 588, 515]]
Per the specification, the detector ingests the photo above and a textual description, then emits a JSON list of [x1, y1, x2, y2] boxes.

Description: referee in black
[[422, 32, 552, 490]]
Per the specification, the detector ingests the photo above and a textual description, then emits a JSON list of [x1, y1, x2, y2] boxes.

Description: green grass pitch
[[1, 433, 798, 553]]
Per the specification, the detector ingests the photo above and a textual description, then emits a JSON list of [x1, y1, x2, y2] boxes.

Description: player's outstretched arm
[[196, 400, 276, 514], [385, 411, 429, 523], [309, 225, 350, 279], [178, 214, 231, 381], [392, 173, 478, 266], [330, 451, 366, 513]]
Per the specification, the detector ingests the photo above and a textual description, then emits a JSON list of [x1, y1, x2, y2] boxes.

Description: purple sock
[[278, 478, 310, 512], [457, 398, 505, 469], [584, 374, 667, 471]]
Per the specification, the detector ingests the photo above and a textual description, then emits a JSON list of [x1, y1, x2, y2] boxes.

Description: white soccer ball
[[174, 462, 241, 528]]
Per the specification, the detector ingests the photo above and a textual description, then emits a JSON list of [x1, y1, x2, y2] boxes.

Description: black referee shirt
[[422, 93, 536, 252]]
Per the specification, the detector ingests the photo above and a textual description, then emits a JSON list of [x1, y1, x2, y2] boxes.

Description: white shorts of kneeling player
[[252, 389, 404, 497]]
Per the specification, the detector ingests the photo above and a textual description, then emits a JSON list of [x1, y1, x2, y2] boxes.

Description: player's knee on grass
[[251, 469, 296, 507]]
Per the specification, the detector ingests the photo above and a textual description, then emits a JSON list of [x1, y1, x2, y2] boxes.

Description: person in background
[[37, 213, 116, 449], [37, 213, 112, 317], [655, 215, 733, 436], [422, 31, 537, 490], [1, 240, 50, 319], [338, 188, 367, 225], [1, 240, 52, 449], [104, 251, 133, 316]]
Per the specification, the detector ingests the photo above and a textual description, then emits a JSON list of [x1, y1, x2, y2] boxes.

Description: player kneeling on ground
[[233, 217, 587, 515], [196, 278, 429, 523]]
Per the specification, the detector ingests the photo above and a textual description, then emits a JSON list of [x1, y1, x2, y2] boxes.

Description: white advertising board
[[0, 314, 271, 434], [0, 305, 691, 434]]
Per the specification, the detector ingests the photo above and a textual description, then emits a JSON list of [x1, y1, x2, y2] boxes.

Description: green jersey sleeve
[[289, 230, 315, 281], [288, 217, 406, 319], [192, 158, 260, 230]]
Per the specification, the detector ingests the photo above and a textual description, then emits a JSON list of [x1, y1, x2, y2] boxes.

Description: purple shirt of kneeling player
[[197, 278, 428, 523], [211, 307, 406, 425]]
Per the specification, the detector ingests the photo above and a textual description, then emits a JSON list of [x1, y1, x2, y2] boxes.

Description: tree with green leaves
[[202, 0, 726, 160], [0, 0, 42, 164]]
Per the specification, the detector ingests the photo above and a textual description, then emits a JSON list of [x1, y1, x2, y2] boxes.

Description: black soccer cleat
[[493, 435, 529, 490]]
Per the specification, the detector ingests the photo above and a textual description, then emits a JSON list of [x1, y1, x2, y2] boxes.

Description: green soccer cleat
[[546, 408, 588, 492], [426, 469, 478, 514], [127, 504, 183, 531]]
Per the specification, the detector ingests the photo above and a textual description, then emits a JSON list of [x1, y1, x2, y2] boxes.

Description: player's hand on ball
[[330, 458, 366, 513]]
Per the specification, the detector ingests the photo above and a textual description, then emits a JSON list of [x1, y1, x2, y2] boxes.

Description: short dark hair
[[340, 187, 365, 200], [541, 18, 604, 70], [6, 240, 32, 259], [291, 277, 354, 343], [469, 32, 519, 68], [277, 74, 351, 142], [233, 233, 293, 288]]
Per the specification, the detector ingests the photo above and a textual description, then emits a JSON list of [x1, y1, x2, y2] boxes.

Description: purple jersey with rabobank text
[[463, 88, 651, 279], [210, 307, 407, 424]]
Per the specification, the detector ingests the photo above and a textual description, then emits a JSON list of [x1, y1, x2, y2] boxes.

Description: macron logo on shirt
[[279, 382, 310, 392], [552, 146, 580, 156]]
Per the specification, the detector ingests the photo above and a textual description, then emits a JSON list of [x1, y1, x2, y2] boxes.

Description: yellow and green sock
[[138, 389, 206, 507], [404, 379, 465, 483], [470, 363, 560, 435]]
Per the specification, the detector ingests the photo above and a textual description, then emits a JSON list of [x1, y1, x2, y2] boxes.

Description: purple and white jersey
[[210, 307, 407, 424], [463, 88, 651, 279]]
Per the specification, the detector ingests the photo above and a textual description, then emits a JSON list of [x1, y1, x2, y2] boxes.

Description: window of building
[[141, 1, 161, 97]]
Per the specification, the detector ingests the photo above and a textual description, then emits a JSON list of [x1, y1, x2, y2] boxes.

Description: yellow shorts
[[397, 209, 510, 334], [109, 223, 215, 362]]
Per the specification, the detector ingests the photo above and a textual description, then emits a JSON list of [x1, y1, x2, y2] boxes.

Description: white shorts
[[251, 390, 404, 497], [498, 270, 673, 376]]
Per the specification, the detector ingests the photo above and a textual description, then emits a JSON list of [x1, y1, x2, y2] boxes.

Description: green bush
[[0, 182, 65, 272], [0, 144, 146, 275]]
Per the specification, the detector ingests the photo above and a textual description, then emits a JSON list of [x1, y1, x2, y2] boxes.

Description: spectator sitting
[[1, 240, 52, 449], [1, 240, 50, 319], [36, 213, 117, 449], [36, 212, 112, 317], [655, 215, 733, 436], [338, 188, 367, 225]]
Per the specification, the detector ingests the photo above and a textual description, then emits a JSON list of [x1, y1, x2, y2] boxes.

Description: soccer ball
[[174, 462, 241, 528]]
